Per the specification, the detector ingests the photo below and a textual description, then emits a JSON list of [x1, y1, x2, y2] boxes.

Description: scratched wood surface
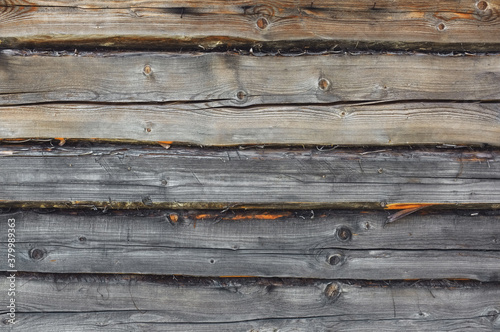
[[1, 275, 499, 331], [1, 211, 499, 280], [1, 0, 500, 51], [1, 51, 500, 107], [0, 144, 499, 209], [11, 313, 500, 332], [2, 102, 500, 146]]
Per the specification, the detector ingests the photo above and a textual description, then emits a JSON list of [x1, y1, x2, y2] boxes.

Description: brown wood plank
[[1, 210, 499, 279], [1, 1, 500, 51], [1, 275, 499, 330], [0, 145, 499, 209], [1, 102, 499, 146], [1, 51, 500, 106]]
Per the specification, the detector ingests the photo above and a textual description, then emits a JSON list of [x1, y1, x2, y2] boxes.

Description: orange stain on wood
[[434, 11, 475, 21], [194, 212, 292, 220], [158, 141, 173, 144], [385, 203, 437, 210]]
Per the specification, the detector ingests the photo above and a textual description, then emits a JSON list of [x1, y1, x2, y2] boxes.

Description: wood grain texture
[[10, 313, 500, 332], [1, 51, 500, 106], [1, 275, 499, 330], [1, 145, 500, 209], [1, 0, 500, 51], [1, 211, 499, 279], [2, 102, 500, 146]]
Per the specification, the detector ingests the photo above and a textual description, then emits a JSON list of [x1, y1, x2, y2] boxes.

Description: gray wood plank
[[0, 145, 499, 209], [1, 1, 500, 51], [1, 275, 499, 329], [1, 211, 499, 280], [8, 312, 500, 331], [2, 102, 500, 146], [5, 245, 500, 280], [1, 210, 498, 250], [1, 51, 500, 106]]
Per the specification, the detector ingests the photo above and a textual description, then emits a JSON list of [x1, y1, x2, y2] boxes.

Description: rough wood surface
[[1, 275, 499, 330], [0, 144, 500, 209], [1, 211, 499, 280], [10, 313, 500, 332], [2, 102, 500, 146], [1, 51, 500, 106], [1, 0, 500, 51]]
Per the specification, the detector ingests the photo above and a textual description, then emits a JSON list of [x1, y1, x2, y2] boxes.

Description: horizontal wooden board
[[1, 51, 500, 106], [1, 275, 499, 330], [1, 211, 499, 279], [2, 102, 500, 146], [0, 145, 500, 209], [2, 210, 499, 250], [1, 1, 500, 51], [10, 313, 500, 332]]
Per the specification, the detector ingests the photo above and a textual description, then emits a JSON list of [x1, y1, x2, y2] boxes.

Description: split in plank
[[1, 274, 499, 330], [1, 1, 500, 51], [1, 51, 500, 106], [0, 144, 499, 208], [1, 102, 500, 146], [1, 210, 499, 280]]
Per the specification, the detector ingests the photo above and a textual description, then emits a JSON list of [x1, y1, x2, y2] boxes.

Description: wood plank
[[2, 210, 499, 251], [0, 145, 500, 209], [1, 211, 499, 279], [11, 312, 499, 332], [1, 275, 499, 330], [2, 102, 500, 146], [1, 51, 500, 106], [1, 1, 500, 51]]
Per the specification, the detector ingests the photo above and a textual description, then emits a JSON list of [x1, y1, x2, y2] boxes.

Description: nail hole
[[161, 179, 168, 186], [336, 227, 352, 241], [256, 17, 268, 29], [340, 111, 346, 117], [437, 23, 446, 31], [210, 259, 215, 264], [146, 128, 152, 133], [378, 168, 383, 174], [477, 1, 488, 10], [79, 236, 87, 243], [318, 78, 331, 91], [143, 65, 152, 75], [327, 254, 342, 266], [30, 248, 45, 261]]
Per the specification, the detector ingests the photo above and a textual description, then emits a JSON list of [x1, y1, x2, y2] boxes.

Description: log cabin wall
[[0, 0, 500, 330]]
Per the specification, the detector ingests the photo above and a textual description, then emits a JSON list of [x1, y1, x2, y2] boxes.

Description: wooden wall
[[1, 0, 500, 330]]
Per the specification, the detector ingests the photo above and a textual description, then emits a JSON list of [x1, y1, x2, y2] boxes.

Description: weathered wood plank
[[0, 145, 499, 209], [2, 210, 499, 251], [2, 102, 500, 146], [1, 275, 499, 330], [10, 313, 500, 332], [1, 211, 499, 280], [1, 1, 500, 51], [1, 51, 500, 106]]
